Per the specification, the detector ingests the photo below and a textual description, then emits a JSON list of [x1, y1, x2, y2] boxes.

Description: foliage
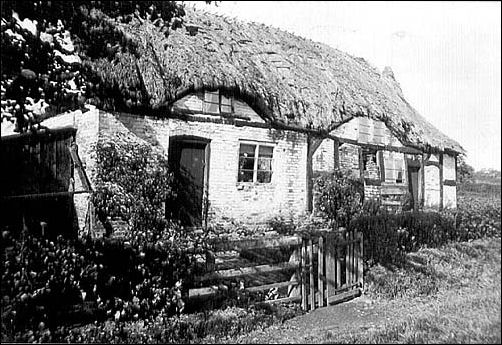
[[92, 133, 176, 241], [1, 1, 188, 133], [353, 193, 501, 268], [313, 169, 364, 229], [456, 154, 474, 183], [54, 303, 300, 344], [458, 181, 501, 197], [0, 229, 204, 343], [1, 226, 301, 343]]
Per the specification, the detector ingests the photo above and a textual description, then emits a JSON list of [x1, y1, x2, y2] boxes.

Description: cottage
[[39, 8, 464, 232]]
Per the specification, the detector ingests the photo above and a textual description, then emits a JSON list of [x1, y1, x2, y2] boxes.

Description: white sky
[[187, 1, 501, 171]]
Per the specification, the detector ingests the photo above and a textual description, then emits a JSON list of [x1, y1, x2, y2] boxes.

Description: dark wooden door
[[408, 166, 420, 210], [168, 140, 207, 226]]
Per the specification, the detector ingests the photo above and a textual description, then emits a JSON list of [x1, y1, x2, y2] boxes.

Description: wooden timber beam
[[420, 153, 425, 208], [306, 135, 324, 213], [328, 135, 422, 155], [333, 137, 340, 169], [439, 153, 444, 210]]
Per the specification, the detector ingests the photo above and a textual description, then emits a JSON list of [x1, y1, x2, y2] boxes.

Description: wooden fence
[[188, 229, 363, 311]]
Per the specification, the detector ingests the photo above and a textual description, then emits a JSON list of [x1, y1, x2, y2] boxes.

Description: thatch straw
[[89, 7, 464, 154]]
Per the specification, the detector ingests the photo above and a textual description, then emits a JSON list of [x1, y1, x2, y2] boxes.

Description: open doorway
[[168, 136, 210, 227]]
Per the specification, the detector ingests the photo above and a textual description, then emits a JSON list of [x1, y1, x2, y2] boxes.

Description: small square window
[[203, 90, 233, 114]]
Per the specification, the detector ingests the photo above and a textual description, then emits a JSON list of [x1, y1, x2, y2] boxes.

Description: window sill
[[236, 182, 272, 190]]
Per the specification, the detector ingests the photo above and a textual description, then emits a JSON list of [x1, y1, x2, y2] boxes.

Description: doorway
[[407, 159, 421, 210], [168, 136, 210, 227]]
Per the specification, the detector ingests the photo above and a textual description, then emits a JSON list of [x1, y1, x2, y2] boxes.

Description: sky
[[188, 1, 501, 171]]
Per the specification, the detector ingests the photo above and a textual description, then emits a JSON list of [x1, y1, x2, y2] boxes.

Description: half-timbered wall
[[313, 138, 335, 173], [424, 153, 441, 208], [443, 153, 457, 209]]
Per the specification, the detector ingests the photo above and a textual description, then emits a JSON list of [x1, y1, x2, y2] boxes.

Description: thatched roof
[[91, 7, 464, 154]]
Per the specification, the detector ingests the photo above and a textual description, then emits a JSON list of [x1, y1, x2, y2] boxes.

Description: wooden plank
[[439, 153, 444, 209], [325, 235, 336, 298], [206, 250, 216, 272], [308, 239, 314, 310], [351, 230, 355, 286], [378, 150, 385, 182], [51, 139, 57, 188], [345, 231, 350, 287], [333, 138, 340, 169], [188, 286, 222, 299], [358, 231, 364, 289], [336, 239, 342, 291], [318, 236, 325, 307], [288, 246, 301, 298], [421, 154, 425, 208], [246, 280, 299, 293], [301, 240, 307, 310], [327, 288, 362, 305], [39, 141, 47, 193], [332, 136, 422, 154], [350, 230, 355, 286], [358, 147, 364, 180], [262, 295, 302, 305], [210, 235, 302, 252], [381, 200, 402, 206], [195, 262, 298, 282], [69, 145, 92, 192], [381, 185, 408, 195]]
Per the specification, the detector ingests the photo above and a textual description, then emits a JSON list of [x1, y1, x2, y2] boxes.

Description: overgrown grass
[[322, 238, 501, 344]]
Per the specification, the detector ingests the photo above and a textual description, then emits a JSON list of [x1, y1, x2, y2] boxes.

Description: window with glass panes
[[384, 151, 405, 184], [203, 90, 233, 114], [238, 143, 274, 183]]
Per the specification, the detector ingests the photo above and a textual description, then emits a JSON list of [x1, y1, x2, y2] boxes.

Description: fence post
[[345, 230, 350, 288], [308, 238, 314, 310], [318, 236, 325, 307], [288, 239, 301, 298], [301, 239, 307, 310], [336, 234, 342, 290], [359, 231, 364, 290]]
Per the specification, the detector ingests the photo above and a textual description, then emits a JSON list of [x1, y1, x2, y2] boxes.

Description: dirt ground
[[223, 294, 424, 344], [221, 239, 501, 344]]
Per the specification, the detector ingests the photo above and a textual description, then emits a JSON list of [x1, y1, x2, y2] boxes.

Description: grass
[[322, 238, 501, 344]]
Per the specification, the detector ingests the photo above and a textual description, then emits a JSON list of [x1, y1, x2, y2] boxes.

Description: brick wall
[[338, 143, 360, 179], [98, 112, 308, 227], [313, 138, 335, 173]]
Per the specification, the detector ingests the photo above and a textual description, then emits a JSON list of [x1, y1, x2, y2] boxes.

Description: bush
[[352, 193, 501, 268], [92, 133, 176, 240], [1, 228, 205, 343], [313, 170, 364, 229]]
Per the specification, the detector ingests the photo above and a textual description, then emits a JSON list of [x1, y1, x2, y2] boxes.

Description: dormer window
[[203, 90, 233, 115]]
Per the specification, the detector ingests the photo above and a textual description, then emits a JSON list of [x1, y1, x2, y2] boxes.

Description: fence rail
[[188, 229, 363, 311]]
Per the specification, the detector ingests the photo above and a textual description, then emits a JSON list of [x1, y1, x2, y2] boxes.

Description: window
[[384, 152, 405, 184], [203, 90, 233, 114], [238, 143, 273, 183], [362, 148, 380, 179]]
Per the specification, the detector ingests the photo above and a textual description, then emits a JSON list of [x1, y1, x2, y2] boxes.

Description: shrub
[[92, 133, 176, 239], [1, 228, 206, 343], [313, 170, 364, 229], [352, 193, 501, 268]]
